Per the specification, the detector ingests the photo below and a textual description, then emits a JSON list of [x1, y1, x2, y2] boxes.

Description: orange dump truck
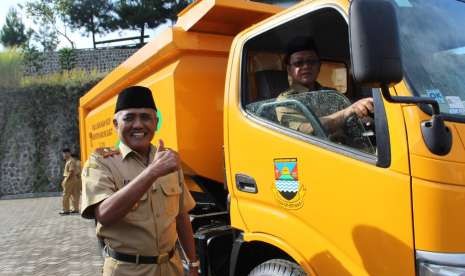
[[79, 0, 465, 275]]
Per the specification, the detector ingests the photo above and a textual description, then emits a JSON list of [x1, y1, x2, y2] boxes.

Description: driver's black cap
[[115, 86, 157, 114], [285, 36, 320, 63]]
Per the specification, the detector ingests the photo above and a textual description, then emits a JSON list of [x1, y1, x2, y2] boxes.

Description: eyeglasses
[[290, 59, 320, 67]]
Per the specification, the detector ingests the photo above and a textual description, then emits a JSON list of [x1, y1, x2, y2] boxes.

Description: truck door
[[225, 4, 416, 275]]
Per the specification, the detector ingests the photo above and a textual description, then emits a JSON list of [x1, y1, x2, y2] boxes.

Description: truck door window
[[241, 7, 382, 157]]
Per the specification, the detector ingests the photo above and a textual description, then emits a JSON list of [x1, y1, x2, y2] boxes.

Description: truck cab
[[224, 0, 465, 275]]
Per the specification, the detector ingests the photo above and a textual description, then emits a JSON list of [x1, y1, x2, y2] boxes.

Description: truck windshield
[[393, 0, 465, 116]]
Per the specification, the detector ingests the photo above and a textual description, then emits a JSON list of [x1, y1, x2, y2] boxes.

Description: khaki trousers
[[71, 177, 81, 212], [62, 177, 79, 212]]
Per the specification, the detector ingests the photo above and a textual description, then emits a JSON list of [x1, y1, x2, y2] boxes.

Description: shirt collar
[[290, 81, 324, 92], [290, 82, 309, 92], [119, 142, 156, 163]]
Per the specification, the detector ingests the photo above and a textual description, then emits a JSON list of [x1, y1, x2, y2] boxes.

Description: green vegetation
[[0, 48, 23, 88], [22, 45, 44, 73], [0, 77, 102, 194], [59, 0, 115, 49], [24, 0, 75, 49], [21, 68, 105, 87], [58, 47, 76, 71], [20, 0, 190, 50], [113, 0, 189, 46], [0, 8, 31, 48], [0, 47, 104, 89]]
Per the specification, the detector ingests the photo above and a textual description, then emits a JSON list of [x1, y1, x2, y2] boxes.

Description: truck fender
[[229, 232, 315, 276]]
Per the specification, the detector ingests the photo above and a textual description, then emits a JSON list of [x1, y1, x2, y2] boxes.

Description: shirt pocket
[[124, 192, 149, 221], [159, 177, 181, 219]]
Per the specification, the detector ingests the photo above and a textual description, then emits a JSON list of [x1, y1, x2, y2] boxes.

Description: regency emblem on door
[[272, 158, 306, 209]]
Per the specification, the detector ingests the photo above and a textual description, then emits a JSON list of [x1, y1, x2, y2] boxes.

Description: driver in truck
[[276, 36, 374, 135]]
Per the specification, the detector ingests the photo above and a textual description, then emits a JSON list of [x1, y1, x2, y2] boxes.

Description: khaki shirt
[[64, 158, 77, 177], [81, 143, 196, 275], [63, 158, 78, 184], [276, 82, 331, 131]]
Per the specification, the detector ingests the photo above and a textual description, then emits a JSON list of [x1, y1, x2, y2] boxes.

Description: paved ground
[[0, 196, 103, 276]]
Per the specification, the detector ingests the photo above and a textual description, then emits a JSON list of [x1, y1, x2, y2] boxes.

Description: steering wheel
[[344, 112, 376, 152], [268, 99, 328, 138]]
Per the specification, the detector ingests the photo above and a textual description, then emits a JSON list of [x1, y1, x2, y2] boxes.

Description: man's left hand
[[345, 97, 374, 118]]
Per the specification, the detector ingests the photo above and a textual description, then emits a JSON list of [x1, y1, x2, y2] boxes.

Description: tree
[[59, 0, 115, 49], [24, 0, 75, 49], [0, 7, 30, 48], [22, 44, 44, 73], [58, 47, 76, 71], [166, 0, 190, 23], [113, 0, 189, 46], [33, 25, 59, 52]]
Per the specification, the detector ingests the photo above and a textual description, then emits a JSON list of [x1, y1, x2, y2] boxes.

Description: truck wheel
[[248, 259, 307, 276]]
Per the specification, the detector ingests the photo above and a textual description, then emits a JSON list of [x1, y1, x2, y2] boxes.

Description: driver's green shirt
[[276, 82, 330, 132]]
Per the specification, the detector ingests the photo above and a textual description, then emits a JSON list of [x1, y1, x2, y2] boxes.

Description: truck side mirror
[[349, 0, 452, 156], [349, 0, 403, 87]]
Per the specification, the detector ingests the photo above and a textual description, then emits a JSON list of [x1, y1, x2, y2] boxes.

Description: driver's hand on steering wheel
[[345, 97, 374, 118]]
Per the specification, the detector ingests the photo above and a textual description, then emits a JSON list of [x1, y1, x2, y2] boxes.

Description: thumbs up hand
[[149, 139, 179, 178], [156, 139, 165, 153]]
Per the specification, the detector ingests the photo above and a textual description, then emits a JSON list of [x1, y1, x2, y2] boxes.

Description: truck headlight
[[417, 251, 465, 276]]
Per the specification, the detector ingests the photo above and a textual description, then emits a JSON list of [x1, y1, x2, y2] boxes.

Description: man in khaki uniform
[[60, 148, 80, 215], [276, 36, 374, 135], [71, 153, 82, 212], [81, 86, 199, 276]]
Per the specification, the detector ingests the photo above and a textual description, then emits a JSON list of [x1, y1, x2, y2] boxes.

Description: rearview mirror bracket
[[380, 84, 452, 156]]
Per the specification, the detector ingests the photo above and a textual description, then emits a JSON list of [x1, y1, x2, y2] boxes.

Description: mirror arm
[[380, 84, 440, 115], [380, 84, 451, 155]]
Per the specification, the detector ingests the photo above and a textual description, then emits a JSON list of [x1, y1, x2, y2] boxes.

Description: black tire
[[248, 259, 307, 276]]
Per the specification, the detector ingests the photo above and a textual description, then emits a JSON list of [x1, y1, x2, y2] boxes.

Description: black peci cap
[[285, 36, 320, 63], [115, 86, 157, 114]]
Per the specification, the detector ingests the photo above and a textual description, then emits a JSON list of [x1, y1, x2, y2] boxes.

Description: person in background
[[59, 148, 79, 215], [71, 153, 81, 213]]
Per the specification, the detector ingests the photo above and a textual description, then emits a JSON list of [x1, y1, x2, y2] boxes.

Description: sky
[[0, 0, 168, 51]]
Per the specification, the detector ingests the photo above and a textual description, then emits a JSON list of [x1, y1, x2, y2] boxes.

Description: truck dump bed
[[79, 0, 280, 183]]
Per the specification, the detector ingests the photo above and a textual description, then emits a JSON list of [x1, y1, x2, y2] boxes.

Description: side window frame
[[239, 5, 391, 167]]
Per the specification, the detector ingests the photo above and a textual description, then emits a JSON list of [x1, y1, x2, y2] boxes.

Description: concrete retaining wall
[[24, 48, 138, 75]]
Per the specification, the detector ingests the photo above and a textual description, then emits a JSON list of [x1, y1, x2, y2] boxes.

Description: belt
[[106, 246, 175, 265]]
